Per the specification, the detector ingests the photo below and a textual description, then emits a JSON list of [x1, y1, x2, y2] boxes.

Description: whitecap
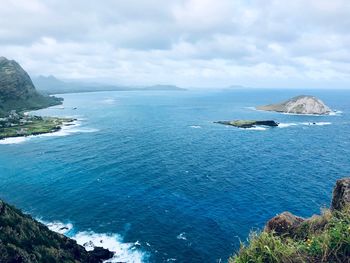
[[46, 221, 73, 235], [242, 126, 267, 131], [282, 112, 324, 116], [301, 122, 331, 126], [277, 123, 298, 128], [189, 125, 201, 129], [329, 110, 342, 116], [0, 137, 28, 144], [74, 232, 145, 263], [43, 221, 145, 263], [244, 106, 256, 111], [313, 122, 332, 126], [101, 98, 117, 105], [176, 232, 187, 240]]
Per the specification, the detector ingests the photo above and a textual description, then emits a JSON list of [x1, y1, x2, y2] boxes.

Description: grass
[[231, 207, 350, 263], [0, 117, 73, 140]]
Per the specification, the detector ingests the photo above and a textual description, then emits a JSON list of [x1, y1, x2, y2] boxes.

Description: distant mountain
[[0, 199, 113, 262], [33, 75, 113, 94], [0, 57, 62, 117], [141, 84, 186, 91], [33, 75, 68, 91], [33, 75, 186, 94], [228, 85, 247, 89]]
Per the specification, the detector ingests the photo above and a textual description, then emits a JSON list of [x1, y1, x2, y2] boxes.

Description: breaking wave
[[43, 221, 146, 263]]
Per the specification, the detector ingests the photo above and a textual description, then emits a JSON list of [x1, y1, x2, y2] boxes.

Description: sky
[[1, 0, 350, 89]]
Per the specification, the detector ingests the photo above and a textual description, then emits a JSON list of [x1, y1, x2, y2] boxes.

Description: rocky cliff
[[0, 199, 113, 263], [0, 57, 62, 117], [232, 178, 350, 263], [256, 95, 332, 115]]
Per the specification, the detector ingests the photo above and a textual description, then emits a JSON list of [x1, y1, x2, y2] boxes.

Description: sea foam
[[44, 221, 145, 263], [277, 123, 298, 128], [243, 126, 267, 131], [301, 122, 332, 126], [0, 137, 28, 145], [278, 122, 332, 128]]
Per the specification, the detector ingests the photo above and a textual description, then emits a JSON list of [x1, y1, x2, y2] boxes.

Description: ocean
[[0, 89, 350, 262]]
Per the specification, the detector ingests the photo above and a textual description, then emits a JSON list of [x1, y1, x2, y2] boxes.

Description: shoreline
[[0, 118, 78, 144]]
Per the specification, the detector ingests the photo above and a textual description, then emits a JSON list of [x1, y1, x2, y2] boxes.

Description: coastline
[[0, 116, 76, 142], [0, 119, 87, 144]]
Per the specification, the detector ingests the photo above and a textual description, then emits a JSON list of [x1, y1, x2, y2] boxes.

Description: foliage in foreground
[[231, 208, 350, 263]]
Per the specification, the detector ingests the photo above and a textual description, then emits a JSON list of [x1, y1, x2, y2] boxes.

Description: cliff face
[[0, 199, 113, 263], [0, 57, 62, 117], [256, 95, 332, 115]]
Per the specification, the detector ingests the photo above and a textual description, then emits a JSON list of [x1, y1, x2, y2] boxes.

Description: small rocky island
[[215, 120, 279, 129], [256, 95, 332, 115]]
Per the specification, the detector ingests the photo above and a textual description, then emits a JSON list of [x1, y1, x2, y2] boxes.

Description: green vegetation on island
[[0, 199, 113, 263], [231, 178, 350, 263], [215, 120, 279, 128]]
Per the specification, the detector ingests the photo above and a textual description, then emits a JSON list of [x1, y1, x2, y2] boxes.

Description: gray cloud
[[1, 0, 350, 88]]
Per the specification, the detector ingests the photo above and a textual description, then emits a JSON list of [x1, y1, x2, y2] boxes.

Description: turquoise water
[[1, 89, 350, 262]]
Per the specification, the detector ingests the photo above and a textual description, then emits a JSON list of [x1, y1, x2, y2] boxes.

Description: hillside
[[0, 199, 113, 263], [0, 57, 62, 117]]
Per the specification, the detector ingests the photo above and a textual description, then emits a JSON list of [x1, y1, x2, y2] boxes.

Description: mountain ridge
[[0, 57, 62, 117], [33, 75, 186, 94]]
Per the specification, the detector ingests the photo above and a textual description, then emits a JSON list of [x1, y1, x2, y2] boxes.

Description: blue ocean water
[[1, 89, 350, 262]]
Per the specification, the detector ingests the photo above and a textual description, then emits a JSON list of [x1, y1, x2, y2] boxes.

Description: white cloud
[[0, 0, 350, 88]]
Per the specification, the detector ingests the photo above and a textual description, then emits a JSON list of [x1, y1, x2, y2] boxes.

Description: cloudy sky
[[1, 0, 350, 88]]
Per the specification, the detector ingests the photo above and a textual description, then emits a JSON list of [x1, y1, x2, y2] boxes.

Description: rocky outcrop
[[265, 212, 304, 235], [331, 178, 350, 211], [0, 199, 113, 263], [215, 120, 278, 128], [265, 178, 350, 238], [256, 95, 332, 115], [0, 57, 62, 116], [232, 178, 350, 263]]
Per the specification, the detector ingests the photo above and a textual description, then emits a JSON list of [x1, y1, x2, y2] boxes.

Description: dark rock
[[88, 247, 114, 263], [331, 178, 350, 211], [265, 212, 304, 235]]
